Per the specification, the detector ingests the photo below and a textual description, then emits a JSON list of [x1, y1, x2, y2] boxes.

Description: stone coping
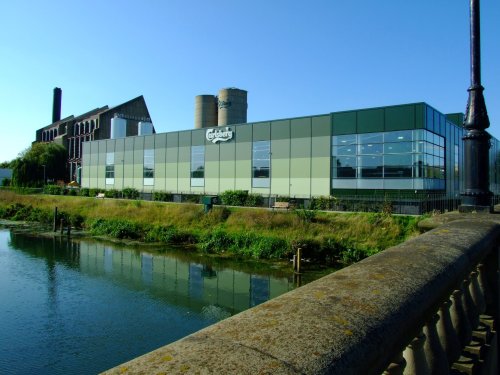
[[103, 217, 500, 374]]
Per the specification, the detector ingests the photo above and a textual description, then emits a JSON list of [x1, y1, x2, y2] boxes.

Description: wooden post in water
[[53, 207, 58, 232], [67, 223, 71, 237], [296, 248, 302, 274], [60, 218, 64, 235]]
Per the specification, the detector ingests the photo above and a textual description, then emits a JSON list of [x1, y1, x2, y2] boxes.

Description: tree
[[12, 143, 67, 187], [0, 160, 15, 168]]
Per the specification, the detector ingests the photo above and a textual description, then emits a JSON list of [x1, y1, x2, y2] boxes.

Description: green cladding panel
[[446, 113, 464, 127], [385, 104, 416, 131], [332, 112, 356, 135], [357, 108, 384, 133]]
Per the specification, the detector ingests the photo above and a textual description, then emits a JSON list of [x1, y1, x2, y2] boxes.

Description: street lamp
[[459, 0, 492, 213]]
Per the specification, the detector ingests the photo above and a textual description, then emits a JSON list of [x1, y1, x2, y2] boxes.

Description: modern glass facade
[[81, 102, 500, 200], [332, 129, 446, 190]]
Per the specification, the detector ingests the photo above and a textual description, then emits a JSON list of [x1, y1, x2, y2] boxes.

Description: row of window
[[102, 130, 449, 186], [332, 130, 446, 180]]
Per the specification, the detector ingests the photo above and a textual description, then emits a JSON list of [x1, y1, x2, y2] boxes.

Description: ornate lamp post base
[[459, 0, 492, 213]]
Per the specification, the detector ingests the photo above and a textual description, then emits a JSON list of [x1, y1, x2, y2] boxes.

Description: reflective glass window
[[359, 133, 383, 144], [359, 143, 383, 155], [384, 142, 413, 154], [359, 155, 383, 178], [334, 156, 357, 178], [333, 134, 356, 146], [384, 130, 412, 143], [190, 145, 205, 179], [143, 149, 154, 179], [105, 152, 114, 179], [252, 141, 270, 179]]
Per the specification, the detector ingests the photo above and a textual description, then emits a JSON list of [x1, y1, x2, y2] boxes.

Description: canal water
[[0, 228, 324, 374]]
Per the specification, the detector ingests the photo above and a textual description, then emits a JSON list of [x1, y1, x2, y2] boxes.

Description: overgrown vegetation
[[0, 190, 422, 265], [11, 143, 67, 187]]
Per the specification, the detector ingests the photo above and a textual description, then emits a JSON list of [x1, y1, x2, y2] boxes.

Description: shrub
[[294, 208, 317, 223], [2, 178, 11, 187], [79, 188, 90, 197], [153, 191, 173, 202], [199, 229, 289, 259], [244, 193, 263, 207], [89, 188, 102, 198], [122, 188, 139, 199], [86, 218, 142, 240], [104, 189, 120, 198], [220, 190, 248, 206], [44, 184, 63, 195]]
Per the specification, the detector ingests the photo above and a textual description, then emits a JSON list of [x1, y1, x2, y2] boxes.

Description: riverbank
[[0, 190, 422, 265]]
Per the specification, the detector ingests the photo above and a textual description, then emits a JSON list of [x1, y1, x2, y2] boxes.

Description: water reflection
[[8, 232, 294, 317], [1, 230, 300, 375]]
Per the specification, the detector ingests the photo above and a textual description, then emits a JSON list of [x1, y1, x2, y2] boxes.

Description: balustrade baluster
[[423, 314, 449, 375], [470, 269, 486, 315], [403, 330, 430, 375], [450, 288, 472, 348], [383, 352, 406, 375], [437, 299, 461, 365], [462, 278, 479, 330]]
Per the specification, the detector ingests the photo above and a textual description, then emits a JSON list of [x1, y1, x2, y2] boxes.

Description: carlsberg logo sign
[[206, 127, 233, 143]]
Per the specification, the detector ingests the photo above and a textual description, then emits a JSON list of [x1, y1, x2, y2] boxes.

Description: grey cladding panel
[[192, 129, 205, 146], [291, 118, 311, 138], [271, 120, 290, 140], [167, 133, 179, 148], [144, 135, 155, 149], [134, 137, 144, 150], [312, 115, 332, 137], [253, 122, 270, 141], [235, 125, 252, 143], [178, 132, 191, 147]]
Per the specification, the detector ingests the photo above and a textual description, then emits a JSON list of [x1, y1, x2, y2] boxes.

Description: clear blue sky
[[1, 0, 499, 163]]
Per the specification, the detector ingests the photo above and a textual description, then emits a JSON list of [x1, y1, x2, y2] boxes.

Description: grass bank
[[0, 190, 422, 264]]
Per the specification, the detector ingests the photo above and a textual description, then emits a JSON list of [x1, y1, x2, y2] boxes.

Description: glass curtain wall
[[332, 129, 445, 190]]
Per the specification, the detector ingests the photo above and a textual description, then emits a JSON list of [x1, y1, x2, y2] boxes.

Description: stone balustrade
[[103, 217, 499, 374]]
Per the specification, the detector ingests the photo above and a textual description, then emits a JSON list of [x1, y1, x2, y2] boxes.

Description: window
[[105, 152, 114, 185], [191, 145, 205, 187], [143, 149, 154, 186], [252, 140, 270, 188], [332, 129, 446, 188]]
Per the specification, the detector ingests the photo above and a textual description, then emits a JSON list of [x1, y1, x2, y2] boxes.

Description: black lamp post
[[459, 0, 492, 213]]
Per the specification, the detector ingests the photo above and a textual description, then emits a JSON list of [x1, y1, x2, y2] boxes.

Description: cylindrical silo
[[217, 88, 247, 126], [138, 121, 153, 135], [194, 95, 218, 129], [111, 116, 127, 139]]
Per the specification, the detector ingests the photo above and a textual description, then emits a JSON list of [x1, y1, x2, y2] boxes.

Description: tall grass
[[0, 190, 422, 263]]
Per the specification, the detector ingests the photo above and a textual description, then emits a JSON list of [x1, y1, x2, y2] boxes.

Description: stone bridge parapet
[[103, 216, 500, 374]]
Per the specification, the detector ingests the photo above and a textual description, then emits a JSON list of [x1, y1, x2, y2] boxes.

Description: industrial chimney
[[52, 87, 62, 123]]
